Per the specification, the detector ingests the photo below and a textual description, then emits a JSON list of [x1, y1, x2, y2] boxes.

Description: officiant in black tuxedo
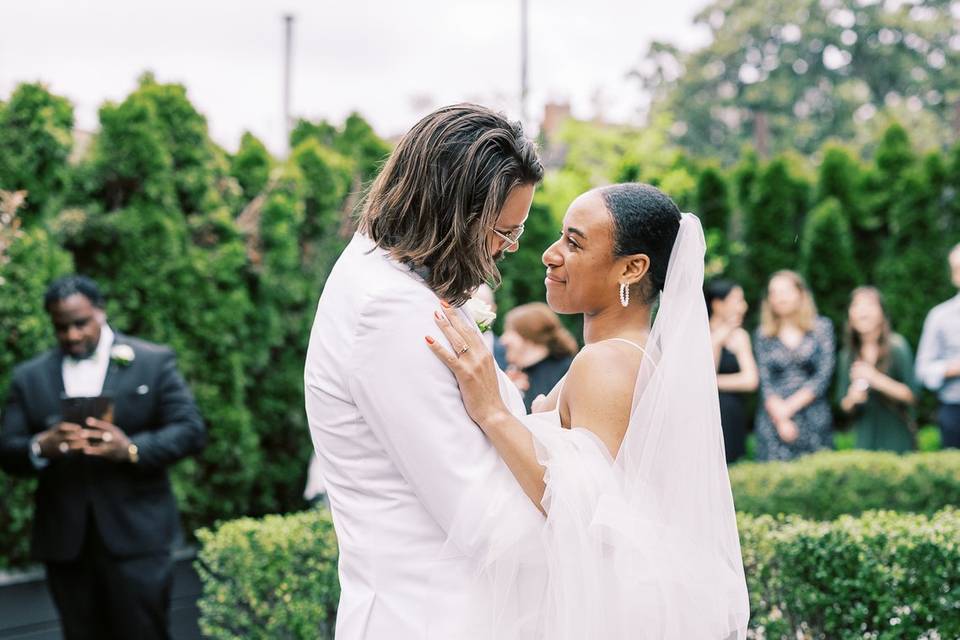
[[0, 275, 206, 640]]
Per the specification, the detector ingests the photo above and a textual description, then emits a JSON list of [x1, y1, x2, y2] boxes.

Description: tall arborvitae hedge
[[0, 84, 74, 221], [875, 151, 954, 347], [800, 197, 860, 330], [740, 157, 809, 306]]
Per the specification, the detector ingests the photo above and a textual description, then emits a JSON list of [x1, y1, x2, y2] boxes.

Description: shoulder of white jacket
[[348, 248, 438, 309], [927, 295, 960, 321]]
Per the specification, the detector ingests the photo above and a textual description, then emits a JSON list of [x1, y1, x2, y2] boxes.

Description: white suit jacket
[[304, 233, 541, 639]]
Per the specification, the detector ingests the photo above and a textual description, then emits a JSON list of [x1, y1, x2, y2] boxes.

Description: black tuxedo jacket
[[0, 332, 206, 562]]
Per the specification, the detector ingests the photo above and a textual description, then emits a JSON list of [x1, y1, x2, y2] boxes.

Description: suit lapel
[[46, 349, 65, 397], [101, 332, 124, 397]]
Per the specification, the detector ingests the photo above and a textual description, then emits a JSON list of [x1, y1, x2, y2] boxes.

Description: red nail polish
[[434, 310, 444, 321], [425, 336, 435, 345], [440, 300, 451, 308]]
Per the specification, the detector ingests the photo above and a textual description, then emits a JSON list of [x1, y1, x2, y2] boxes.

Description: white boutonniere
[[110, 344, 136, 367], [464, 297, 497, 333]]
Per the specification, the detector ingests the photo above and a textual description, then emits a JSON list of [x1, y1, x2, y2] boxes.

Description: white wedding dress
[[435, 214, 749, 639]]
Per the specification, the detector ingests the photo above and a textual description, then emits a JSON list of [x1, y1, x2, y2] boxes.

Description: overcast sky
[[1, 0, 709, 153]]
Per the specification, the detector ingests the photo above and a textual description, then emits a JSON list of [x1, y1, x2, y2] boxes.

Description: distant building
[[540, 101, 572, 141], [69, 129, 95, 165], [538, 101, 573, 169]]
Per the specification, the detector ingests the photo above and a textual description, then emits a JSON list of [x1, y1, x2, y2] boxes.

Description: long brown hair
[[505, 303, 579, 359], [759, 270, 818, 337], [358, 104, 543, 305], [844, 286, 893, 373]]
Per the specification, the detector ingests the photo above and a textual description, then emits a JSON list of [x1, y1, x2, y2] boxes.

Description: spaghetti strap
[[599, 337, 657, 368], [604, 337, 646, 353]]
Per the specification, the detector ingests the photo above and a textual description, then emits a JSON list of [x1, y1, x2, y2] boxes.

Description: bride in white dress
[[426, 183, 749, 639]]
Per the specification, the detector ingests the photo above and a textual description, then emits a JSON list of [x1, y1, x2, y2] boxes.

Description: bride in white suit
[[427, 184, 749, 639], [304, 104, 547, 639]]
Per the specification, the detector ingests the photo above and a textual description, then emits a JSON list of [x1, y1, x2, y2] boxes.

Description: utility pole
[[520, 0, 529, 126], [283, 14, 295, 155]]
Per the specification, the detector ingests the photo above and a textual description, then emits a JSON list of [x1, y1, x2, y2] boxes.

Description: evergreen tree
[[67, 80, 261, 528], [230, 132, 273, 202], [334, 113, 391, 183], [292, 138, 353, 239], [0, 84, 74, 221], [859, 124, 917, 285], [816, 146, 870, 279], [875, 153, 953, 346], [696, 165, 731, 235], [946, 142, 960, 245], [0, 195, 74, 567], [800, 198, 860, 330], [740, 156, 810, 306]]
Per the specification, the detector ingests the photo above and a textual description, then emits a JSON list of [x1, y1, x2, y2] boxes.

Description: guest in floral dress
[[754, 270, 835, 461]]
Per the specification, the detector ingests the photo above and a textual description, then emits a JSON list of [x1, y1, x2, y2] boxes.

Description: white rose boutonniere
[[110, 344, 136, 367], [464, 297, 497, 333]]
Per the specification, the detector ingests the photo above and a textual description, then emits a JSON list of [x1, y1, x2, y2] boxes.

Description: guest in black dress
[[501, 303, 579, 412], [705, 279, 759, 464]]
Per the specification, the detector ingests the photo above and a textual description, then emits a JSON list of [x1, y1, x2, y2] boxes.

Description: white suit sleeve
[[916, 309, 948, 391], [346, 288, 540, 560]]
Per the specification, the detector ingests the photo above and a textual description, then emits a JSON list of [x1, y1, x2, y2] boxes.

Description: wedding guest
[[500, 302, 578, 412], [836, 287, 916, 452], [0, 275, 205, 640], [916, 243, 960, 449], [705, 279, 758, 464], [753, 270, 835, 461]]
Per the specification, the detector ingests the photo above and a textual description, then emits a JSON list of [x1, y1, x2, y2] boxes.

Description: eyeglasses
[[491, 224, 525, 249]]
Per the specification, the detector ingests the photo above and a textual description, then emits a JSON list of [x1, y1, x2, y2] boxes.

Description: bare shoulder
[[559, 342, 642, 455], [727, 327, 753, 353]]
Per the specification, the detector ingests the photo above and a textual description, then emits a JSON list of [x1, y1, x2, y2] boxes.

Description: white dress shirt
[[62, 324, 114, 398], [916, 293, 960, 403]]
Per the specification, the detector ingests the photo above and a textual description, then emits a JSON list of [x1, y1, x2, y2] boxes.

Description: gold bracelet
[[127, 443, 139, 464]]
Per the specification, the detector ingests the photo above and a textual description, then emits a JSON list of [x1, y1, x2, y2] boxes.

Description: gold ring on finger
[[458, 345, 470, 356]]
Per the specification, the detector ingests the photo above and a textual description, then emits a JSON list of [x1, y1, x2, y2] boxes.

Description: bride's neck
[[583, 301, 652, 345]]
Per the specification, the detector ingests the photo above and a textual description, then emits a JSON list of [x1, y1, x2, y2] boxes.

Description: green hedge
[[195, 510, 340, 639], [740, 508, 960, 639], [0, 79, 388, 569], [730, 450, 960, 520], [195, 505, 960, 639]]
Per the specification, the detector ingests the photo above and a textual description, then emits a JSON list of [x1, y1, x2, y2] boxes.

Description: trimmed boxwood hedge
[[741, 509, 960, 639], [730, 450, 960, 520], [196, 507, 960, 639], [196, 451, 960, 639], [195, 510, 340, 639]]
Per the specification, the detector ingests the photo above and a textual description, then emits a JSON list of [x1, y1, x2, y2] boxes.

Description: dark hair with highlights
[[44, 274, 105, 311], [358, 103, 543, 306], [599, 183, 682, 303]]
